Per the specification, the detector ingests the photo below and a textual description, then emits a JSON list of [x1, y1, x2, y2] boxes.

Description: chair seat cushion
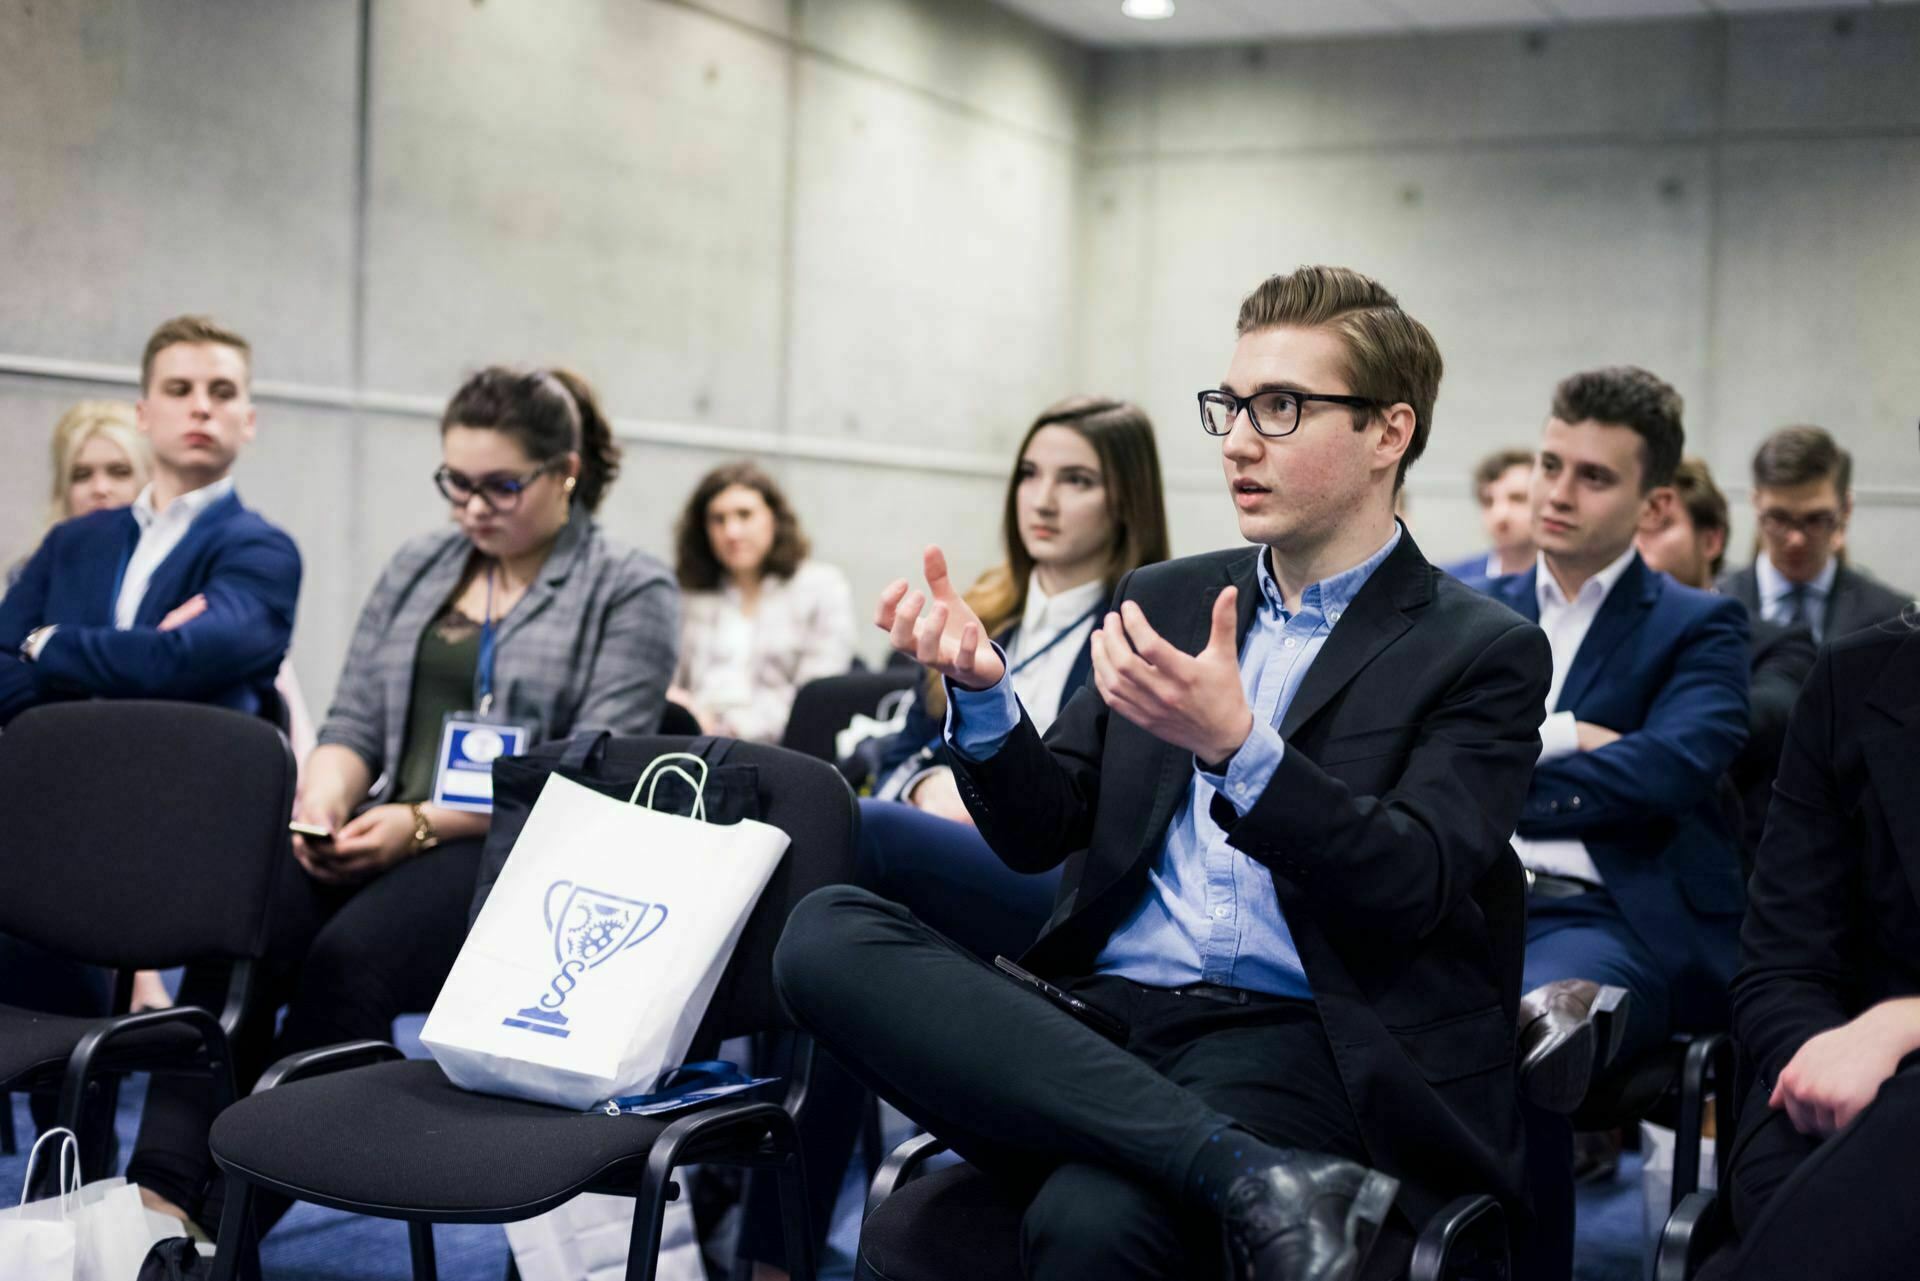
[[0, 1005, 207, 1087], [859, 1164, 1025, 1281], [209, 1059, 672, 1219]]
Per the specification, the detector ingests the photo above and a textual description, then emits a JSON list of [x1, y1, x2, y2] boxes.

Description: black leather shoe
[[1517, 980, 1629, 1113], [1222, 1150, 1399, 1281]]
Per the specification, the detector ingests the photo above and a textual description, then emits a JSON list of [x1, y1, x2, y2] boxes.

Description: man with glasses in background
[[0, 314, 300, 727], [1719, 424, 1911, 644], [774, 266, 1552, 1281]]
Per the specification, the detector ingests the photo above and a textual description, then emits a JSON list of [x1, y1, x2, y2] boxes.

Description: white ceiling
[[990, 0, 1920, 46]]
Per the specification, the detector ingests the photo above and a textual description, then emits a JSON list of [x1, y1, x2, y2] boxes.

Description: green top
[[392, 611, 482, 805]]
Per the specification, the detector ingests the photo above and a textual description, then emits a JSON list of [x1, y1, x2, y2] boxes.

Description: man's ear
[[1638, 485, 1676, 533], [1703, 525, 1727, 568], [1375, 403, 1416, 476]]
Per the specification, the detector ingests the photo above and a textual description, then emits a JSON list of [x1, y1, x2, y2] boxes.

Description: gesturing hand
[[875, 546, 1007, 692], [1091, 589, 1252, 766]]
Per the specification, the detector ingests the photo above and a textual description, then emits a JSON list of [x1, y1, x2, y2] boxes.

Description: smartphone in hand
[[289, 820, 334, 841]]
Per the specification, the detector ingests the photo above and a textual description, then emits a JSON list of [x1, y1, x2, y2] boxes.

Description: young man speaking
[[774, 267, 1550, 1281]]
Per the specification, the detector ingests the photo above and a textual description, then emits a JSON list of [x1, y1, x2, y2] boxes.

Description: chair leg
[[209, 1174, 263, 1281], [409, 1220, 439, 1281], [0, 1092, 15, 1154], [777, 1154, 818, 1281], [624, 1182, 673, 1281]]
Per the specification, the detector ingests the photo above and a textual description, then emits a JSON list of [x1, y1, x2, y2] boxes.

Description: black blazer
[[1719, 560, 1913, 643], [948, 532, 1551, 1224], [1731, 620, 1920, 1094], [1732, 618, 1818, 858]]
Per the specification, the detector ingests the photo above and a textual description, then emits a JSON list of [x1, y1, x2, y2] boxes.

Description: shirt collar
[[1536, 541, 1639, 612], [131, 476, 234, 531], [1756, 552, 1837, 605], [1021, 572, 1108, 638], [1255, 520, 1403, 624]]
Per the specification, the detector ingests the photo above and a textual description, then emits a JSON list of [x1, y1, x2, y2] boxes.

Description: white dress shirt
[[114, 477, 235, 629], [1004, 573, 1107, 736], [1511, 543, 1639, 884], [1754, 552, 1836, 637]]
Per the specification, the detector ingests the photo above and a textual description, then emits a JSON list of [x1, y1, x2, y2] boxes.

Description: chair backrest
[[0, 701, 297, 970], [658, 700, 702, 736], [549, 735, 858, 1046], [779, 670, 918, 763]]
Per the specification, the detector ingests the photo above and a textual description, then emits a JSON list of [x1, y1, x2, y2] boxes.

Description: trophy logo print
[[502, 880, 669, 1039]]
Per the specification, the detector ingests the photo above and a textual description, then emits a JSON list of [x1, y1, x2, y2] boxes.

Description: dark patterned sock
[[1184, 1124, 1295, 1213]]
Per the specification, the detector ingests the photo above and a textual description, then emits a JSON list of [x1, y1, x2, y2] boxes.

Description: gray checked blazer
[[317, 509, 679, 801]]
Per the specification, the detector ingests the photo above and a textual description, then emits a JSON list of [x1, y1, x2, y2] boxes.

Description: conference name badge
[[431, 711, 531, 813]]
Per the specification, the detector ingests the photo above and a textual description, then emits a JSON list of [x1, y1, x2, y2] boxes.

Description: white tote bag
[[504, 1193, 703, 1281], [0, 1128, 161, 1281], [422, 754, 790, 1110]]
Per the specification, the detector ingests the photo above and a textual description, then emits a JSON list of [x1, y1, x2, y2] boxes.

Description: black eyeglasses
[[1197, 388, 1383, 439], [1758, 509, 1841, 539], [434, 461, 556, 513]]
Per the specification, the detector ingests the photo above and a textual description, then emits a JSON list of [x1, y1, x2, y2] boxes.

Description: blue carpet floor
[[2, 1026, 1651, 1280]]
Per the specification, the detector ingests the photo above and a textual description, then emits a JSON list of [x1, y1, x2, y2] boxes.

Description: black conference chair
[[855, 1133, 1512, 1281], [0, 701, 297, 1182], [1649, 1051, 1746, 1281], [659, 700, 702, 735], [779, 671, 918, 765], [204, 736, 859, 1281]]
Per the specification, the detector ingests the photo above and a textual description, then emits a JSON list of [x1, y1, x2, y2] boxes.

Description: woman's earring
[[564, 475, 577, 514]]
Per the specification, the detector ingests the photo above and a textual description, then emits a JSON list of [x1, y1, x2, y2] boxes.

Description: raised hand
[[1091, 587, 1252, 765], [875, 546, 1007, 691]]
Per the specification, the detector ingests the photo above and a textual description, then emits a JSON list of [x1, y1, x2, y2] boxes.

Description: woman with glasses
[[669, 461, 855, 742], [126, 366, 679, 1241]]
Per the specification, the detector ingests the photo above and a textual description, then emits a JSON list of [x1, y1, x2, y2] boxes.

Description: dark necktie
[[1782, 582, 1816, 639]]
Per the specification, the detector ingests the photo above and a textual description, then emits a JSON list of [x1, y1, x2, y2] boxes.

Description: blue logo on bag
[[502, 881, 669, 1039]]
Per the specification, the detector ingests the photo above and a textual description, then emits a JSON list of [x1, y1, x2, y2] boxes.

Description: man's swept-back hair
[[1234, 265, 1443, 491], [1550, 365, 1684, 491], [140, 315, 253, 392], [1751, 424, 1852, 497]]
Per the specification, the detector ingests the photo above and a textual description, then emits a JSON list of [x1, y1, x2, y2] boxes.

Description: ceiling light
[[1121, 0, 1175, 19]]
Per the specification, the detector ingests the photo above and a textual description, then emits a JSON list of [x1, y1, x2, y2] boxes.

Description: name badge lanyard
[[476, 565, 500, 718], [1007, 603, 1104, 679]]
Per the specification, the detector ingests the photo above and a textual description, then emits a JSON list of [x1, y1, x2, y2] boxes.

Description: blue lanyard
[[1008, 603, 1103, 678], [476, 566, 498, 716]]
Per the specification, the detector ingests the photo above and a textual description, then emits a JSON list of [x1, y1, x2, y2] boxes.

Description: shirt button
[[1213, 906, 1231, 919], [1283, 638, 1298, 649], [1330, 610, 1341, 622]]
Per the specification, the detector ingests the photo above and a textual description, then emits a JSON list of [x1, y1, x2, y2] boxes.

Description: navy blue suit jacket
[[0, 492, 302, 726], [1439, 550, 1496, 594], [1486, 554, 1751, 1030]]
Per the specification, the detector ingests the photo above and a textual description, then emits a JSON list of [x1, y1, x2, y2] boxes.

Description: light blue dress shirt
[[947, 524, 1403, 998]]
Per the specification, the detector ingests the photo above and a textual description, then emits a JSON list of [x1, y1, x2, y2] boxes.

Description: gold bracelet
[[408, 802, 439, 851]]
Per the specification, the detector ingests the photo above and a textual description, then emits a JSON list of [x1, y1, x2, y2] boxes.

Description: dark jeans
[[739, 798, 1064, 1268], [125, 837, 483, 1231], [768, 885, 1412, 1281], [1712, 1059, 1920, 1279], [1523, 888, 1673, 1064]]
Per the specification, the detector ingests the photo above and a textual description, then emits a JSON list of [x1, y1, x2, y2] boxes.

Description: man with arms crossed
[[1486, 371, 1749, 1100], [774, 267, 1551, 1281], [0, 314, 301, 725]]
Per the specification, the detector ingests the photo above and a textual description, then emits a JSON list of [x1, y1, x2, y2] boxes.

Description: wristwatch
[[18, 625, 57, 662], [408, 802, 440, 851]]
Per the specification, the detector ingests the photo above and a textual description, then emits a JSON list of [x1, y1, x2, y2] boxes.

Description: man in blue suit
[[1484, 366, 1749, 1087], [1439, 446, 1536, 591], [0, 315, 301, 726]]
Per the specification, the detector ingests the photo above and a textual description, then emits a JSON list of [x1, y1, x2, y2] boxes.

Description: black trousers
[[1712, 1059, 1920, 1280], [772, 885, 1412, 1281], [0, 933, 119, 1182], [125, 837, 483, 1230]]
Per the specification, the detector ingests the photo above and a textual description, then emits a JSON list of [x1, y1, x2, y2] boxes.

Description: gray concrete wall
[[1082, 9, 1920, 586], [5, 3, 1917, 726], [0, 0, 1088, 713]]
